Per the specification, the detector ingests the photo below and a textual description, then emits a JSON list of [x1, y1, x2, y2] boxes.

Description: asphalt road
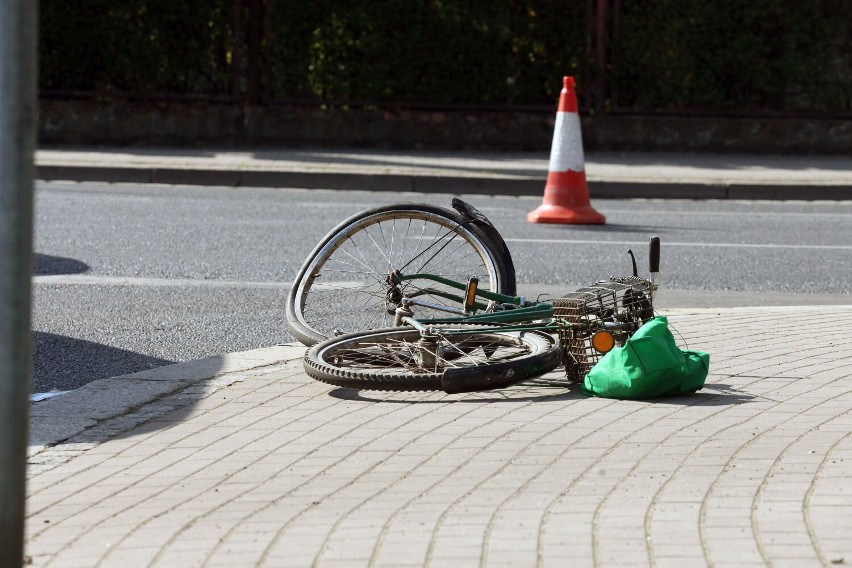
[[32, 181, 852, 393]]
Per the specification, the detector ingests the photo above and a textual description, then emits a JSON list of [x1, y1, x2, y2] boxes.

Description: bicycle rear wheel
[[287, 203, 515, 346], [304, 325, 561, 393]]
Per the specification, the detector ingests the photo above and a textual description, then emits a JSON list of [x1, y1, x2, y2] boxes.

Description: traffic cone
[[528, 76, 605, 225]]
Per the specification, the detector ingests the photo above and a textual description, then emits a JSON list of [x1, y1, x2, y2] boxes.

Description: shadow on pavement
[[34, 253, 90, 275], [32, 332, 174, 392], [327, 376, 754, 405], [328, 386, 583, 404], [29, 348, 225, 451]]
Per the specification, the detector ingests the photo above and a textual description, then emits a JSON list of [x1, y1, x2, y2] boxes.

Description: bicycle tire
[[287, 203, 515, 346], [304, 325, 561, 393]]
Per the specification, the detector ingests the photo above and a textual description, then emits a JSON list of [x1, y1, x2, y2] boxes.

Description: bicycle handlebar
[[649, 237, 660, 274]]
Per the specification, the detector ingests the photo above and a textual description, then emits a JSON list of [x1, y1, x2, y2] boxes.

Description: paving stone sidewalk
[[25, 306, 852, 567]]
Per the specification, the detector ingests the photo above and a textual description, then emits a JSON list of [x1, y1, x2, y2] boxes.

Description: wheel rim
[[294, 211, 501, 340]]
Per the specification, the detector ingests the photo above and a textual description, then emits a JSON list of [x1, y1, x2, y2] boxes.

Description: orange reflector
[[591, 330, 616, 353], [464, 276, 479, 313]]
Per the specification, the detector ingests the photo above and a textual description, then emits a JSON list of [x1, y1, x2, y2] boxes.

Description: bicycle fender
[[451, 198, 516, 292], [440, 340, 562, 394]]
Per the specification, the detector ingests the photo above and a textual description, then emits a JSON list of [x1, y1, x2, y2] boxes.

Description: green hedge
[[39, 0, 852, 112], [40, 0, 233, 94], [612, 0, 852, 111], [265, 2, 589, 105]]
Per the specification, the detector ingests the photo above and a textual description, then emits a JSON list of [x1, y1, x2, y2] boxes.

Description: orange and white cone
[[527, 76, 605, 225]]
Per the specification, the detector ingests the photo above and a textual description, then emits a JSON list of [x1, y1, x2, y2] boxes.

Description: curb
[[36, 165, 852, 200]]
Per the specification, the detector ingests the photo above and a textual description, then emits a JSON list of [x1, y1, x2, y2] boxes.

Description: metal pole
[[0, 0, 37, 564]]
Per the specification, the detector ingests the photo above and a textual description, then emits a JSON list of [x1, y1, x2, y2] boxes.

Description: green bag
[[581, 316, 709, 399]]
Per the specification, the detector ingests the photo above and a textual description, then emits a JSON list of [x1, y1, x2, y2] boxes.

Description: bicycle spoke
[[366, 223, 394, 268], [378, 343, 420, 372], [302, 283, 385, 307], [417, 239, 485, 275], [327, 332, 532, 375], [323, 245, 386, 288], [342, 240, 389, 286], [395, 218, 414, 272], [399, 224, 463, 274], [305, 295, 388, 330]]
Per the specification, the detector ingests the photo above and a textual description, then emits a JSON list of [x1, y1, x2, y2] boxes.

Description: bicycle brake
[[386, 286, 403, 314]]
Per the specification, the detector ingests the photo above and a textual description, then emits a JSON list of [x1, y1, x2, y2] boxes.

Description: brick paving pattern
[[25, 307, 852, 567]]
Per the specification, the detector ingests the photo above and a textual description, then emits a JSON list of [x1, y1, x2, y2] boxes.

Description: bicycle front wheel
[[287, 203, 514, 346], [304, 325, 560, 393]]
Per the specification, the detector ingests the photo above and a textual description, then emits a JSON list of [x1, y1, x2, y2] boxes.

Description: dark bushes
[[39, 0, 852, 112]]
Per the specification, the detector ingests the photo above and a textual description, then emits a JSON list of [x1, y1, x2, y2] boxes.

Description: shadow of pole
[[32, 332, 174, 393], [33, 253, 90, 275], [28, 351, 227, 451]]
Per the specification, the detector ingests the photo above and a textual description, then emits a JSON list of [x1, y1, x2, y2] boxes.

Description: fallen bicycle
[[287, 199, 708, 397]]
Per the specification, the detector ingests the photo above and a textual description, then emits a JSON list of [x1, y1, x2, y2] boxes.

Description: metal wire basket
[[552, 276, 655, 382]]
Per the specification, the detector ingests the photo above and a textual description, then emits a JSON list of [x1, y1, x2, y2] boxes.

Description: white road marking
[[32, 275, 368, 289], [33, 275, 286, 288], [30, 391, 71, 402], [598, 208, 852, 218], [503, 238, 852, 250]]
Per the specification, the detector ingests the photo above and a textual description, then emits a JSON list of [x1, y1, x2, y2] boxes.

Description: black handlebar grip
[[649, 237, 660, 273]]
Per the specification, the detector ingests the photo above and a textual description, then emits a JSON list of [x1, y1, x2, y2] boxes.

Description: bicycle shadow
[[326, 376, 754, 405], [327, 384, 582, 404]]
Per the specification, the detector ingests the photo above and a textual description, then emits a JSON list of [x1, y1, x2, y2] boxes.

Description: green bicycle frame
[[392, 271, 556, 333], [393, 272, 524, 308]]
